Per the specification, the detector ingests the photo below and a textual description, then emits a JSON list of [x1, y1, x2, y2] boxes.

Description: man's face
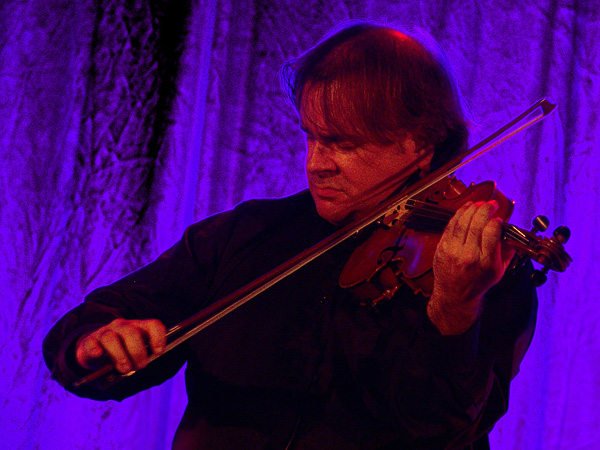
[[301, 85, 431, 226]]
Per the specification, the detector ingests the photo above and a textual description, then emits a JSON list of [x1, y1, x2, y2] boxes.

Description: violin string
[[406, 200, 529, 243], [404, 200, 530, 245], [404, 200, 457, 229], [502, 224, 531, 245], [405, 201, 452, 217]]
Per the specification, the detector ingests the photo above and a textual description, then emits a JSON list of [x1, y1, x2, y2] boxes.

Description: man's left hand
[[427, 200, 515, 335]]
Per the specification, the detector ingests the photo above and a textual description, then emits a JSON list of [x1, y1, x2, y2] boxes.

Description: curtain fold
[[1, 1, 598, 448]]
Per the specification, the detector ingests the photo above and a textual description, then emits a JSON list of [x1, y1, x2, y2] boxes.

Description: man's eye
[[335, 141, 357, 151]]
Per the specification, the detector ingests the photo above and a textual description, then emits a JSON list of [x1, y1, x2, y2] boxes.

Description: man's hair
[[281, 22, 469, 170]]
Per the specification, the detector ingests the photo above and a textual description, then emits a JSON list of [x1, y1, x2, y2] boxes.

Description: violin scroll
[[507, 216, 572, 287]]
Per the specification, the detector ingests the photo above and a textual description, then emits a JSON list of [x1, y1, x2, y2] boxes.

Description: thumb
[[500, 242, 516, 272]]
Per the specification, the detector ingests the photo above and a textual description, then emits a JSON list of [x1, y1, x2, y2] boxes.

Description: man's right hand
[[75, 318, 166, 374]]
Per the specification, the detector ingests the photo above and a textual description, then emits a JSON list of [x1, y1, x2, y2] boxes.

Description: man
[[44, 23, 537, 449]]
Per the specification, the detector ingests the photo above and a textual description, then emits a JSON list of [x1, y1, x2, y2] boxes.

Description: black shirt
[[43, 190, 537, 449]]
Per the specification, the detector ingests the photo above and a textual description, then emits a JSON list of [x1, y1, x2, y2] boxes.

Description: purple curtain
[[1, 0, 598, 448]]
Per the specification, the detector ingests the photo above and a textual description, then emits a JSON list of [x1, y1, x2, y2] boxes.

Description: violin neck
[[405, 201, 529, 247]]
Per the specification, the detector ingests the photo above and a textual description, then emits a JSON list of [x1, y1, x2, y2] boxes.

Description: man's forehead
[[299, 116, 334, 138], [299, 82, 324, 116], [298, 89, 330, 134], [297, 78, 381, 143]]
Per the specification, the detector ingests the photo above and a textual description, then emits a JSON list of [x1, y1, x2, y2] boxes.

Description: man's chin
[[314, 202, 353, 226]]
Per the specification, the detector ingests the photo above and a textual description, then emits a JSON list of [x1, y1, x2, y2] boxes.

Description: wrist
[[427, 291, 482, 335]]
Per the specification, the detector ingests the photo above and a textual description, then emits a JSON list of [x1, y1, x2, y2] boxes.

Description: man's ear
[[401, 134, 434, 173], [416, 145, 434, 173]]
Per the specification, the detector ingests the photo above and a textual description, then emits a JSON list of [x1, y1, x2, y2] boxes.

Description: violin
[[339, 176, 571, 307], [73, 98, 572, 388]]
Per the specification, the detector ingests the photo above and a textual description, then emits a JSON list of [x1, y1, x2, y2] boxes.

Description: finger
[[480, 216, 503, 265], [96, 329, 134, 374], [76, 334, 105, 369], [449, 201, 479, 245], [83, 336, 104, 359], [119, 326, 150, 370], [117, 320, 166, 370], [139, 319, 167, 356], [443, 201, 473, 244], [465, 201, 499, 252]]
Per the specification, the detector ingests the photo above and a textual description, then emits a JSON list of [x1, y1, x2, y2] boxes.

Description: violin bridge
[[381, 200, 410, 227]]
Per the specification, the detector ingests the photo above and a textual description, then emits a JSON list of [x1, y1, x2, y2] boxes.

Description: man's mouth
[[311, 185, 342, 198]]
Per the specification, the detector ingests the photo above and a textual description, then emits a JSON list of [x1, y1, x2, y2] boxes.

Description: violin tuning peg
[[553, 226, 571, 244], [531, 269, 548, 287], [531, 215, 549, 233]]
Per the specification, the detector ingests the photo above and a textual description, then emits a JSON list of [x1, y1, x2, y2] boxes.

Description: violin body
[[339, 177, 571, 306]]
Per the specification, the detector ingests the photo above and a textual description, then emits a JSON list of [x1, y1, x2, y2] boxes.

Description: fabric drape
[[1, 1, 598, 448]]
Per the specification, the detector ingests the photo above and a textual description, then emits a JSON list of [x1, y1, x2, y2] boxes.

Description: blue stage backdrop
[[1, 0, 598, 448]]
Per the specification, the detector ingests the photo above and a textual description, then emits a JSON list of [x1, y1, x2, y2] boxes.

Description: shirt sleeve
[[42, 208, 238, 401], [334, 261, 538, 448]]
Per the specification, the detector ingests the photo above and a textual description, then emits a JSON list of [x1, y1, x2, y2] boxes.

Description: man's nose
[[306, 141, 337, 174]]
